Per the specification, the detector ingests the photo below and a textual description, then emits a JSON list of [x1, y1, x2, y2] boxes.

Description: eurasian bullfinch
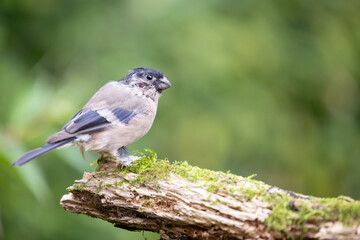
[[11, 68, 171, 167]]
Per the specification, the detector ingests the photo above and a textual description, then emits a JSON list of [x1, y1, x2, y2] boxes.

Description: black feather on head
[[128, 68, 164, 79]]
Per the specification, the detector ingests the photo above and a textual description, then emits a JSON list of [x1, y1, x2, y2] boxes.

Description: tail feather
[[11, 137, 76, 166]]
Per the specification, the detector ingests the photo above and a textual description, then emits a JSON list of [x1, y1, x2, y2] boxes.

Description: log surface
[[60, 158, 360, 240]]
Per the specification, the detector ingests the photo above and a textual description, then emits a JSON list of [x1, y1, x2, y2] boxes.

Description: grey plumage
[[65, 110, 110, 134], [11, 68, 171, 166], [111, 108, 137, 124]]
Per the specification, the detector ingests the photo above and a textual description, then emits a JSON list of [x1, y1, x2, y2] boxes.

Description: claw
[[118, 155, 141, 169]]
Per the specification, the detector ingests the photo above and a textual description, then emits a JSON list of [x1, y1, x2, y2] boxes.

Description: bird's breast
[[80, 99, 158, 155]]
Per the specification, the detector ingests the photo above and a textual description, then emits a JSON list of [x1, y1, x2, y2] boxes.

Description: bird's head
[[123, 68, 171, 94]]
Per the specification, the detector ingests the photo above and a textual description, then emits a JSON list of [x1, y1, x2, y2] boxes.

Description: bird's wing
[[47, 110, 111, 143], [62, 110, 111, 134], [48, 108, 137, 143], [47, 82, 141, 143]]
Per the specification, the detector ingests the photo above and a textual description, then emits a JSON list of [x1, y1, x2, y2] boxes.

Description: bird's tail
[[11, 137, 76, 166]]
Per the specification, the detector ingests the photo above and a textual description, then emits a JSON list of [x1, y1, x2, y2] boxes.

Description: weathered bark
[[60, 157, 360, 240]]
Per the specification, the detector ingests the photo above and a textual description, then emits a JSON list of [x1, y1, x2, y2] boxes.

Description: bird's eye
[[146, 75, 153, 80]]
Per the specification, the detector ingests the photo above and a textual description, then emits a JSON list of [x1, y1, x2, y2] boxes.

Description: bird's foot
[[117, 155, 141, 169]]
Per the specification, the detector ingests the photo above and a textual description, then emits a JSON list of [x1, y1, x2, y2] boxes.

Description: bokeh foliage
[[1, 0, 360, 239]]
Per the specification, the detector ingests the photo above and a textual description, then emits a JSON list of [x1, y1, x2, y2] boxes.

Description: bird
[[11, 67, 171, 167]]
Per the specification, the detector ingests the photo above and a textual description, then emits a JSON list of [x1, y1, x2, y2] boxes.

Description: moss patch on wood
[[92, 149, 360, 237]]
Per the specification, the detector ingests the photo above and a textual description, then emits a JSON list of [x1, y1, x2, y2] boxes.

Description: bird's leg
[[97, 153, 105, 163], [116, 146, 140, 169], [118, 146, 128, 158]]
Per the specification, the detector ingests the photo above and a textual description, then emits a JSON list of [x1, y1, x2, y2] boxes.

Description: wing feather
[[48, 82, 139, 143], [64, 110, 110, 134]]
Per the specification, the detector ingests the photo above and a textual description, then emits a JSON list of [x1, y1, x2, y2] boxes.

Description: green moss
[[97, 181, 103, 193], [207, 183, 220, 193], [71, 179, 91, 192], [98, 149, 267, 202], [318, 197, 360, 225], [93, 149, 360, 237], [239, 187, 260, 201], [210, 200, 226, 206], [264, 194, 296, 235], [142, 200, 153, 208], [95, 158, 105, 172], [264, 193, 360, 237], [120, 149, 261, 196], [102, 183, 114, 189]]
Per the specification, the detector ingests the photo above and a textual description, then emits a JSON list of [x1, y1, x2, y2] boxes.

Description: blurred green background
[[1, 0, 360, 239]]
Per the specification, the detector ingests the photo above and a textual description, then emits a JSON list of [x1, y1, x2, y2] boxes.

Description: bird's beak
[[157, 77, 171, 90]]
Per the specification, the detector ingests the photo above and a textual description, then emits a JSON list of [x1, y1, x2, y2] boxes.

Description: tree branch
[[60, 153, 360, 240]]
